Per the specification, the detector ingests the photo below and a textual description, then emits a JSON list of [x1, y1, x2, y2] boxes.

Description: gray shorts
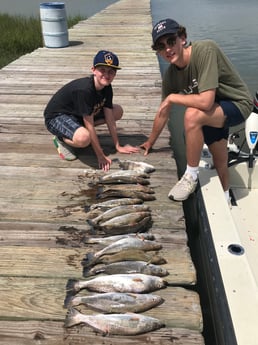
[[203, 100, 245, 146], [45, 112, 105, 141]]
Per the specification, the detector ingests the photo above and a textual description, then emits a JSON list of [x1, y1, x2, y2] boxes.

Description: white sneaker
[[53, 136, 77, 161], [168, 173, 198, 201]]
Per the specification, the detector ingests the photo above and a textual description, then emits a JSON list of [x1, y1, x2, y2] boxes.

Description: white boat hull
[[198, 157, 258, 345]]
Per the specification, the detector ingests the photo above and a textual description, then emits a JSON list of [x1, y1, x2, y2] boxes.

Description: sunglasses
[[153, 36, 178, 52]]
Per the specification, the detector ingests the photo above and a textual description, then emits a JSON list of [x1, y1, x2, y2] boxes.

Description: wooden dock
[[0, 0, 205, 344]]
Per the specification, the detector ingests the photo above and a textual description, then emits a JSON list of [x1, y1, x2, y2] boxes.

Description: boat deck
[[0, 1, 205, 344], [198, 155, 258, 345]]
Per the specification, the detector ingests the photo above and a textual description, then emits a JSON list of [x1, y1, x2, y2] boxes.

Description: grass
[[0, 13, 84, 69]]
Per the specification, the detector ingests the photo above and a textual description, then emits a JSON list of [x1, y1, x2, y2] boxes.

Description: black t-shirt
[[44, 75, 113, 121]]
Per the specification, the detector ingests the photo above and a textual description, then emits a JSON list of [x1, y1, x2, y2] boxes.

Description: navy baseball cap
[[93, 50, 121, 69], [152, 19, 180, 44]]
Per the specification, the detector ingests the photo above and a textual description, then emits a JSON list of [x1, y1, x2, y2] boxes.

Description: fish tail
[[66, 279, 80, 293], [63, 292, 74, 308], [82, 266, 95, 277], [111, 158, 120, 163], [64, 308, 81, 328], [81, 252, 96, 268], [96, 186, 104, 198], [86, 218, 96, 227], [83, 236, 95, 244], [84, 205, 91, 212]]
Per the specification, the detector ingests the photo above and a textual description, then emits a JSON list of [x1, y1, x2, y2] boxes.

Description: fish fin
[[132, 277, 143, 282], [64, 308, 81, 328]]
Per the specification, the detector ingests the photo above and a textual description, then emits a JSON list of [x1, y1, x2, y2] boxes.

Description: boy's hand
[[116, 144, 140, 154], [98, 156, 112, 172], [139, 141, 152, 156]]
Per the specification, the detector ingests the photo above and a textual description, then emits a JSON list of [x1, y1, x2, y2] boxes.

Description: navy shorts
[[45, 112, 105, 141], [202, 100, 245, 146]]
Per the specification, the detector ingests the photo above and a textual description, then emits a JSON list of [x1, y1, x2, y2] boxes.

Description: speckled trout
[[96, 189, 156, 201], [88, 204, 151, 227], [64, 308, 165, 335], [84, 260, 169, 277], [97, 211, 152, 234], [83, 232, 155, 245], [66, 274, 167, 294], [90, 236, 162, 259], [85, 169, 150, 186], [112, 158, 156, 173], [64, 291, 164, 312], [81, 249, 167, 269], [85, 198, 143, 212], [97, 184, 154, 194]]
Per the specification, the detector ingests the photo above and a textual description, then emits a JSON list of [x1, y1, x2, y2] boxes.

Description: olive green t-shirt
[[162, 39, 253, 118]]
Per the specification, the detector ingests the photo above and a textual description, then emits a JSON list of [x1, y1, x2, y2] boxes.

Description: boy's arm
[[103, 107, 120, 150], [104, 107, 139, 153], [83, 114, 111, 171]]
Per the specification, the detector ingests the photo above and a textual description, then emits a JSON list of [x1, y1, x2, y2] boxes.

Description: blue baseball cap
[[93, 50, 121, 69], [152, 19, 180, 44]]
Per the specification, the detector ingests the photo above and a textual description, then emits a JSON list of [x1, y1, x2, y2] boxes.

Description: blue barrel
[[40, 2, 69, 48]]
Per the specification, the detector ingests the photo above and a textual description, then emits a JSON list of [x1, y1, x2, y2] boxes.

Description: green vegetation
[[0, 13, 83, 69]]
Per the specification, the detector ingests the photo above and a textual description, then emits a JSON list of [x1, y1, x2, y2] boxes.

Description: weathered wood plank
[[0, 277, 201, 331], [0, 321, 204, 345], [0, 243, 195, 285], [0, 221, 187, 247]]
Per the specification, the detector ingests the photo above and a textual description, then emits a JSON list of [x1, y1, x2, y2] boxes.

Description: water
[[0, 0, 119, 18], [151, 0, 258, 96]]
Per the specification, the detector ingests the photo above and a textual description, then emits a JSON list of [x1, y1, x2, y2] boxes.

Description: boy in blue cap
[[44, 50, 139, 171], [140, 19, 253, 203]]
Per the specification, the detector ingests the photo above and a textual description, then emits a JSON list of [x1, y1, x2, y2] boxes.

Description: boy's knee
[[114, 104, 123, 121], [184, 107, 202, 130], [73, 128, 90, 147]]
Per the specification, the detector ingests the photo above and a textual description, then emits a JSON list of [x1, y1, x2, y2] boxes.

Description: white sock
[[185, 165, 199, 181], [224, 190, 230, 201]]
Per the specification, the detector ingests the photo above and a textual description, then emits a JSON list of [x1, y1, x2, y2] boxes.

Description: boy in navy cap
[[140, 18, 253, 203], [44, 50, 139, 171]]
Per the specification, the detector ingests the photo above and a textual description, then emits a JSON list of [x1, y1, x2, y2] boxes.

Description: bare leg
[[63, 104, 123, 148], [63, 126, 91, 148], [208, 139, 229, 191], [184, 107, 205, 167], [169, 104, 228, 201], [94, 104, 123, 126]]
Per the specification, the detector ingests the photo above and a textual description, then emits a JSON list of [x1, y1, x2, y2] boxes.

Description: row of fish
[[84, 168, 155, 235], [64, 160, 167, 335], [84, 162, 156, 202], [64, 274, 167, 335], [81, 235, 167, 273]]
